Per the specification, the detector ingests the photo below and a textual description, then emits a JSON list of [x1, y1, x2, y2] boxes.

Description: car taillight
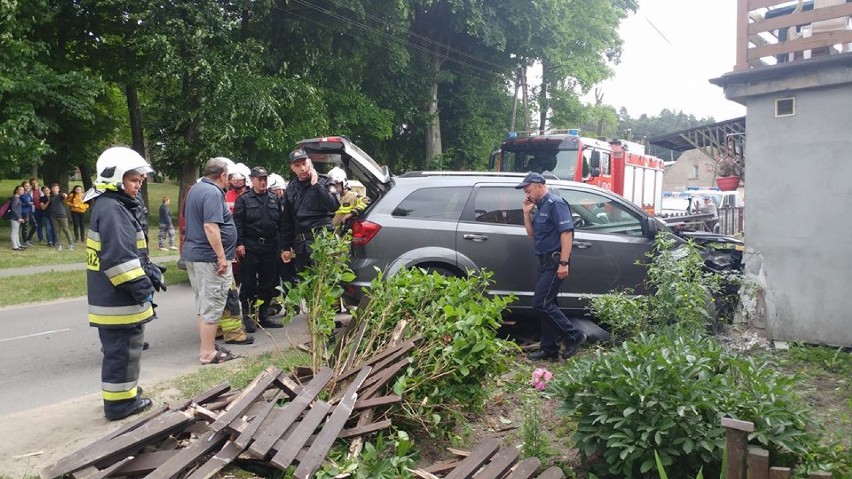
[[351, 220, 381, 245]]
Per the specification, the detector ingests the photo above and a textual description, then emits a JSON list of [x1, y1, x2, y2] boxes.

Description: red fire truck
[[488, 130, 666, 214]]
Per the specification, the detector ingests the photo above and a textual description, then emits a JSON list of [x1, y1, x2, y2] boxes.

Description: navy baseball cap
[[250, 166, 269, 177], [514, 172, 546, 189], [288, 149, 309, 163]]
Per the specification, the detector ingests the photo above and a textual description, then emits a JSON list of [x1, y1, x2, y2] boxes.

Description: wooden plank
[[353, 394, 401, 411], [808, 473, 832, 479], [113, 451, 177, 476], [338, 419, 393, 439], [183, 441, 243, 479], [748, 30, 852, 60], [189, 382, 231, 406], [40, 410, 194, 479], [769, 467, 791, 479], [270, 401, 332, 469], [505, 457, 541, 479], [748, 447, 770, 479], [360, 357, 410, 399], [233, 390, 282, 449], [293, 367, 372, 479], [474, 446, 520, 479], [423, 459, 462, 475], [145, 429, 231, 479], [725, 425, 750, 479], [248, 367, 334, 458], [209, 367, 281, 432], [275, 371, 304, 397], [444, 438, 501, 479], [748, 3, 852, 35], [74, 456, 134, 479], [536, 466, 566, 479], [334, 335, 420, 383]]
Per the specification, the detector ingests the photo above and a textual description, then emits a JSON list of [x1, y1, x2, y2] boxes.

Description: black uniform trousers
[[239, 248, 279, 317], [98, 324, 145, 419]]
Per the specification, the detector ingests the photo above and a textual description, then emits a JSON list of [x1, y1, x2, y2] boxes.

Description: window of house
[[690, 164, 699, 179]]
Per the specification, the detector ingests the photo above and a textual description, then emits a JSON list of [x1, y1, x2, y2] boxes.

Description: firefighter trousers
[[98, 324, 145, 419]]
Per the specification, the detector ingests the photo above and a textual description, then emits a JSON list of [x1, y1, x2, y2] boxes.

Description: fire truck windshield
[[501, 147, 579, 180]]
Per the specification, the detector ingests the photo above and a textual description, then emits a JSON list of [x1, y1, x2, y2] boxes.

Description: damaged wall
[[735, 76, 852, 346]]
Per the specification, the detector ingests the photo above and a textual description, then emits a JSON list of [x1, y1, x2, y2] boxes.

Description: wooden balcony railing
[[735, 0, 852, 71]]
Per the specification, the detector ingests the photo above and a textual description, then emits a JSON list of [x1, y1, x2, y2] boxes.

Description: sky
[[587, 0, 747, 121]]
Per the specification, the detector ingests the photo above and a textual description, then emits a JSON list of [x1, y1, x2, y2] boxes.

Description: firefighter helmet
[[230, 162, 250, 180], [328, 167, 348, 187], [268, 173, 286, 191], [96, 147, 154, 188]]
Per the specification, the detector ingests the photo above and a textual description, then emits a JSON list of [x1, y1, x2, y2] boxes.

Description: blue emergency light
[[567, 129, 580, 136]]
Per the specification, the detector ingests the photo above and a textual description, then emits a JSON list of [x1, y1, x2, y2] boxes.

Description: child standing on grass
[[39, 185, 56, 246], [65, 184, 89, 243], [158, 196, 177, 251], [48, 183, 73, 250], [9, 185, 26, 251]]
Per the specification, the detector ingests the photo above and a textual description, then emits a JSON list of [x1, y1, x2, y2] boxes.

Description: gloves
[[143, 261, 167, 292], [142, 294, 153, 304]]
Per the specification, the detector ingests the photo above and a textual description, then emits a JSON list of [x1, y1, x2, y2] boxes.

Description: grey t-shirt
[[182, 178, 237, 262]]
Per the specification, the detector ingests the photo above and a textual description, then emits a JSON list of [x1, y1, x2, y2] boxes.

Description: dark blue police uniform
[[530, 191, 585, 358]]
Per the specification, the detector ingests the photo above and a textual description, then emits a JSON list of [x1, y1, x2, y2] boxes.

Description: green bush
[[589, 235, 729, 341], [551, 331, 814, 478], [313, 431, 417, 479], [345, 268, 515, 438]]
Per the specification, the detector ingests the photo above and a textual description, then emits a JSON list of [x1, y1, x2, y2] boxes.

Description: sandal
[[214, 343, 233, 355], [201, 350, 241, 365]]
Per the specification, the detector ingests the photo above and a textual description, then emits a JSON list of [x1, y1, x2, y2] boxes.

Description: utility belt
[[537, 251, 565, 266], [295, 231, 314, 243], [248, 236, 274, 245]]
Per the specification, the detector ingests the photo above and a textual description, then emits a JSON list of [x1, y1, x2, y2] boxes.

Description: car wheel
[[423, 266, 459, 277]]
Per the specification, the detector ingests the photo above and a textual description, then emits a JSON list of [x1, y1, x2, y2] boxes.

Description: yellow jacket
[[65, 193, 89, 213]]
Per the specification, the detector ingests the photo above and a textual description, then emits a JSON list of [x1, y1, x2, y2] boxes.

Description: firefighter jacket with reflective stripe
[[281, 175, 340, 250], [332, 188, 369, 227], [87, 190, 155, 328], [234, 189, 282, 253]]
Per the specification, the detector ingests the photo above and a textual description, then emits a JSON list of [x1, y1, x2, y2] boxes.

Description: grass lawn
[[0, 261, 188, 307], [0, 180, 181, 269]]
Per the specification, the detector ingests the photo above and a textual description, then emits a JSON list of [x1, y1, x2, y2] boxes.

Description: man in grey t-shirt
[[183, 158, 244, 364]]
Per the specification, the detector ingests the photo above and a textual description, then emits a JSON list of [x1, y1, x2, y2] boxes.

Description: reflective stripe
[[103, 381, 138, 392], [105, 259, 144, 286], [102, 387, 138, 401], [88, 231, 102, 242], [136, 231, 147, 250], [89, 304, 154, 326], [87, 236, 102, 252], [89, 303, 150, 316]]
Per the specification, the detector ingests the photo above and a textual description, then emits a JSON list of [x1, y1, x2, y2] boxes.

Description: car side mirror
[[645, 217, 658, 238], [590, 167, 601, 178]]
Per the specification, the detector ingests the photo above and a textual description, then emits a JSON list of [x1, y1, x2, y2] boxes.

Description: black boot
[[241, 299, 257, 333]]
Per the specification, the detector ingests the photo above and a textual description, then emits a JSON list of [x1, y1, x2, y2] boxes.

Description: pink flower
[[531, 367, 553, 391]]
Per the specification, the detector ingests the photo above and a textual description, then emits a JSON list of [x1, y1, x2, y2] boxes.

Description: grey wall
[[742, 83, 852, 346], [663, 150, 716, 191]]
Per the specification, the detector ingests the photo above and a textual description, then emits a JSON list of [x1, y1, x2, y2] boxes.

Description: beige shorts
[[186, 261, 233, 324]]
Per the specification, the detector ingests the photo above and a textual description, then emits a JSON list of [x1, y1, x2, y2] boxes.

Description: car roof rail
[[399, 171, 531, 178]]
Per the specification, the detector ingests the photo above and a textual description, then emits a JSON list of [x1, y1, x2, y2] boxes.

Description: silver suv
[[298, 137, 742, 316]]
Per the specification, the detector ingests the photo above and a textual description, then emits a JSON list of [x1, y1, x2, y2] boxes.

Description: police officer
[[516, 172, 587, 361], [281, 149, 340, 275], [234, 166, 285, 330], [85, 147, 156, 421]]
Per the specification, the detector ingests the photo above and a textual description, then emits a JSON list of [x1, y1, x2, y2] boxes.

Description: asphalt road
[[0, 283, 308, 416]]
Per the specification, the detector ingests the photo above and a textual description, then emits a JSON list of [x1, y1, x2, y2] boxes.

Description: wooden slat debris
[[41, 342, 412, 479]]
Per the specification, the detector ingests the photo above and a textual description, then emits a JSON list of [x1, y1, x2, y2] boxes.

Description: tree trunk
[[78, 163, 93, 190], [424, 52, 443, 165], [126, 83, 149, 208]]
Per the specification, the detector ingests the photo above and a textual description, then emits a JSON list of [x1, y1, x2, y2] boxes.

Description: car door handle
[[463, 234, 488, 242], [573, 241, 592, 249]]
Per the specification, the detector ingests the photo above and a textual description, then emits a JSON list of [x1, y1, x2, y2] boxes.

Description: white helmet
[[96, 147, 154, 187], [328, 166, 347, 187], [230, 162, 250, 180], [212, 156, 236, 177], [268, 173, 286, 191]]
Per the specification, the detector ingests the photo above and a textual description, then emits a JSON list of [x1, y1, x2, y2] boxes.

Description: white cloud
[[588, 0, 746, 121]]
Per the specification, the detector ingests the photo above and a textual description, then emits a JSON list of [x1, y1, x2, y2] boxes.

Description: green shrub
[[589, 235, 730, 341], [344, 268, 515, 438], [313, 431, 417, 479], [551, 331, 814, 478]]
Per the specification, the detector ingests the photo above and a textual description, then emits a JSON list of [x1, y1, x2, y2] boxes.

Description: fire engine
[[488, 129, 666, 214]]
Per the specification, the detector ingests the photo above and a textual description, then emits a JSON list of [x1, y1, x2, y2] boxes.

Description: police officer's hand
[[236, 245, 246, 259], [310, 167, 318, 186], [281, 249, 293, 263], [557, 264, 569, 280], [522, 197, 535, 215]]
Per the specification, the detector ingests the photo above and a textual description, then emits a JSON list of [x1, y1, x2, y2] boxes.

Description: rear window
[[392, 186, 471, 220]]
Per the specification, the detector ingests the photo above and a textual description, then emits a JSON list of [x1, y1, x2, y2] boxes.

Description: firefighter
[[85, 147, 157, 421], [224, 162, 250, 212], [281, 149, 340, 275], [328, 166, 369, 231], [233, 166, 285, 330]]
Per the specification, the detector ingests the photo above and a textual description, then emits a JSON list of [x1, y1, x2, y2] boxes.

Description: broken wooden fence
[[415, 439, 565, 479], [39, 339, 418, 479]]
